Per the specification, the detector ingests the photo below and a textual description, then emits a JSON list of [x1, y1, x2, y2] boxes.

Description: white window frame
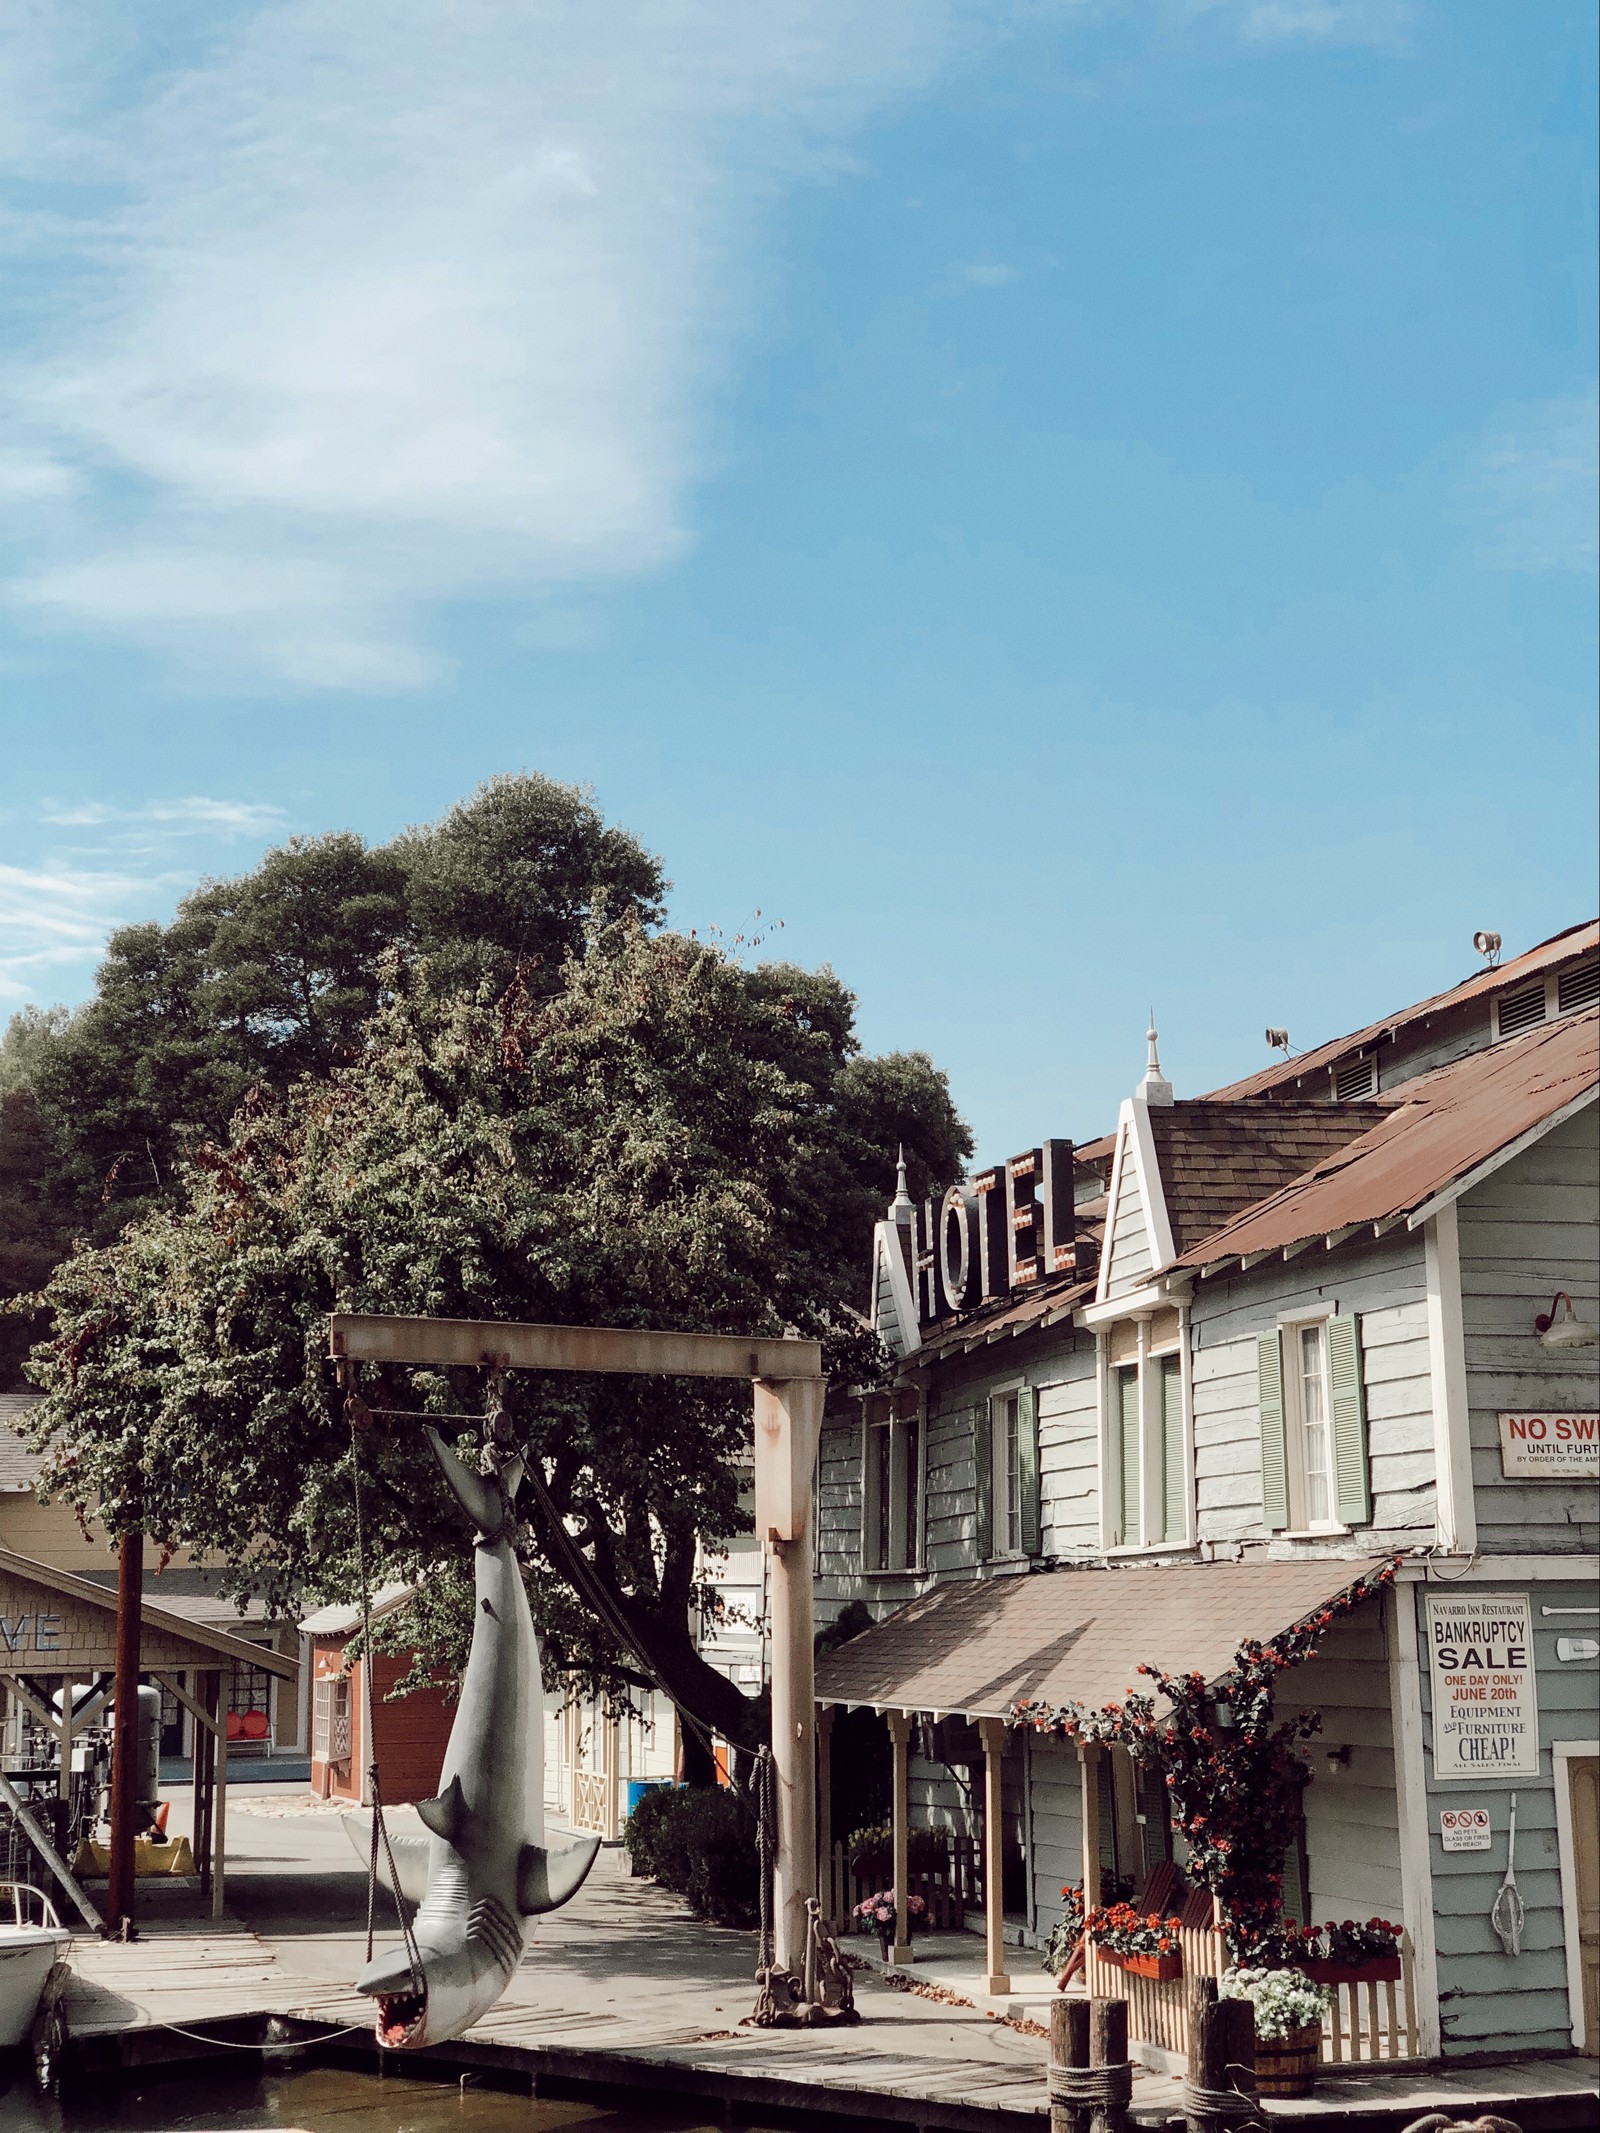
[[1097, 1316, 1194, 1554], [1276, 1307, 1347, 1536], [862, 1392, 926, 1576], [988, 1378, 1025, 1562]]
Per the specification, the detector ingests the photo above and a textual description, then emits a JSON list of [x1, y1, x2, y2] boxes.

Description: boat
[[0, 1884, 72, 2050]]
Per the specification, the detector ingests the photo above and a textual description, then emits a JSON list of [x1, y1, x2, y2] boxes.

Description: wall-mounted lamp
[[1211, 1697, 1235, 1732], [1323, 1744, 1353, 1775], [1534, 1293, 1599, 1351]]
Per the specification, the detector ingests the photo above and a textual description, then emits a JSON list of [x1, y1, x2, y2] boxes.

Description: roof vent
[[1333, 1055, 1378, 1102], [1495, 979, 1547, 1039], [1557, 961, 1600, 1015]]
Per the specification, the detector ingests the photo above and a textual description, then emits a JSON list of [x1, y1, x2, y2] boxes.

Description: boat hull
[[0, 1931, 71, 2049]]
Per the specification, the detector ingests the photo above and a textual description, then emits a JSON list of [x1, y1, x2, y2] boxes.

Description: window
[[976, 1386, 1040, 1561], [313, 1673, 351, 1766], [1117, 1367, 1139, 1545], [1291, 1322, 1337, 1528], [1109, 1348, 1187, 1548], [1332, 1054, 1377, 1102], [1558, 961, 1600, 1015], [863, 1391, 923, 1572], [1258, 1314, 1370, 1534]]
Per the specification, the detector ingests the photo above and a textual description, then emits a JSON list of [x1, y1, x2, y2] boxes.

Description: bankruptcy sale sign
[[1426, 1591, 1539, 1781]]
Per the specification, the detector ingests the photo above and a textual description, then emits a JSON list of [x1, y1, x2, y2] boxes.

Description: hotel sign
[[908, 1140, 1077, 1324], [1426, 1591, 1539, 1782], [1496, 1412, 1599, 1479]]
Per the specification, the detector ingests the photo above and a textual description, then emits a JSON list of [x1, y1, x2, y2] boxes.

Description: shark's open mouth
[[375, 1989, 427, 2048]]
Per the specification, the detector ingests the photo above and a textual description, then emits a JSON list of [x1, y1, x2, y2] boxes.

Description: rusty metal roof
[[813, 1555, 1390, 1719], [1176, 1008, 1599, 1270], [1204, 920, 1598, 1104]]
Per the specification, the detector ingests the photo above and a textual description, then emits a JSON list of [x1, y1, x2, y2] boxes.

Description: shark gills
[[354, 1425, 600, 2048]]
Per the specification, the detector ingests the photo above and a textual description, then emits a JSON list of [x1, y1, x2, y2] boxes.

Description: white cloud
[[1474, 390, 1599, 576], [40, 797, 290, 834], [0, 2, 967, 689], [0, 859, 164, 1003], [1192, 0, 1412, 43]]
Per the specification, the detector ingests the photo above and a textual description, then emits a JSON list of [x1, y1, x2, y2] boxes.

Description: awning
[[814, 1556, 1391, 1721]]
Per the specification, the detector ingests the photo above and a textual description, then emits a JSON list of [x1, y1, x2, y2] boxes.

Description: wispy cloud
[[0, 2, 968, 691], [1193, 0, 1413, 44], [0, 859, 167, 1003], [1473, 390, 1599, 576], [40, 797, 290, 834]]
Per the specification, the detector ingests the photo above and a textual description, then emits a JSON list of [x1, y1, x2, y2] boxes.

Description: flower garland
[[1014, 1560, 1397, 1959]]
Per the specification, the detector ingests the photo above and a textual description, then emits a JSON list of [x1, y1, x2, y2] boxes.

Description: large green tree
[[23, 920, 967, 1756]]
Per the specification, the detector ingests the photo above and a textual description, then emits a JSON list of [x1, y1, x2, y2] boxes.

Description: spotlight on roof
[[1474, 930, 1502, 969], [1265, 1028, 1292, 1056]]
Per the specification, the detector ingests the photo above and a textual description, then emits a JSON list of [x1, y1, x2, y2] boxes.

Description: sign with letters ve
[[1426, 1591, 1539, 1782], [1496, 1412, 1599, 1479], [1438, 1807, 1491, 1852]]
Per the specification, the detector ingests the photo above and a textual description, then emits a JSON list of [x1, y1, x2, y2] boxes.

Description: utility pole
[[107, 1524, 144, 1938]]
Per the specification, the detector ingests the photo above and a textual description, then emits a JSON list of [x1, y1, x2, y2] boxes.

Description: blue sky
[[2, 0, 1595, 1164]]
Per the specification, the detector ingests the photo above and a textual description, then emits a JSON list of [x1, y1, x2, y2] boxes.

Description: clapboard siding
[[1029, 1733, 1082, 1941], [1411, 1576, 1599, 2055], [1189, 1236, 1435, 1545], [1456, 1104, 1600, 1558], [926, 1400, 981, 1575], [1105, 1141, 1152, 1297], [1293, 1616, 1404, 1924], [1039, 1362, 1101, 1556], [814, 1412, 863, 1618]]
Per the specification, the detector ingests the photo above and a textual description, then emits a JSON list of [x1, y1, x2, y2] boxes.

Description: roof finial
[[1138, 1010, 1174, 1106], [888, 1143, 915, 1222]]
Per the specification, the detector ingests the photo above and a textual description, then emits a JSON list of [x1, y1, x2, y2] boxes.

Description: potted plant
[[1085, 1901, 1186, 1982], [1301, 1918, 1403, 1985], [852, 1890, 927, 1960], [1221, 1967, 1331, 2097]]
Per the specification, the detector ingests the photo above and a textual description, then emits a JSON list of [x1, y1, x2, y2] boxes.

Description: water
[[0, 2060, 810, 2133]]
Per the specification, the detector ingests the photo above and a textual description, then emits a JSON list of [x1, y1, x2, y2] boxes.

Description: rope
[[754, 1746, 775, 1974], [348, 1413, 424, 1997], [157, 2019, 373, 2051], [1180, 2078, 1262, 2123], [1048, 2063, 1135, 2106]]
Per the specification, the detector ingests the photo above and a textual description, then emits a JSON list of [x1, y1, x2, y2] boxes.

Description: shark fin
[[424, 1425, 516, 1540], [415, 1773, 467, 1845], [517, 1831, 601, 1916], [356, 1942, 422, 1997]]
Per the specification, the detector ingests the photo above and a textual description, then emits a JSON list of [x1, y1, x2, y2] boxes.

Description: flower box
[[1099, 1947, 1183, 1982], [1299, 1956, 1401, 1986]]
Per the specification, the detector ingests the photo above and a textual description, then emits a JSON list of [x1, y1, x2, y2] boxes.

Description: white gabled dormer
[[869, 1148, 922, 1360], [1094, 1016, 1178, 1305]]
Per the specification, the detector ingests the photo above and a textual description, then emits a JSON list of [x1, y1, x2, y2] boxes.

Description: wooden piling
[[1050, 1996, 1091, 2133], [1185, 1975, 1258, 2133]]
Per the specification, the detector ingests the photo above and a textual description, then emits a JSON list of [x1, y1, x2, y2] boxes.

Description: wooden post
[[1091, 1997, 1130, 2133], [758, 1375, 825, 1978], [978, 1715, 1011, 1994], [57, 1679, 73, 1841], [1051, 1996, 1092, 2133], [886, 1708, 914, 1963], [211, 1668, 230, 1923], [1185, 1975, 1257, 2133], [195, 1675, 215, 1906], [107, 1526, 144, 1937], [816, 1703, 834, 1925]]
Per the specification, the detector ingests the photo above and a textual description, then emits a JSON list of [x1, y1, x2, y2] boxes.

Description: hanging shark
[[355, 1426, 600, 2048]]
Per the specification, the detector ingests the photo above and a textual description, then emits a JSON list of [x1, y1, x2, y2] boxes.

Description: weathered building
[[814, 921, 1599, 2067]]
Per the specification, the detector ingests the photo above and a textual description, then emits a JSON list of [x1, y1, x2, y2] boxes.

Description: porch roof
[[813, 1555, 1391, 1721]]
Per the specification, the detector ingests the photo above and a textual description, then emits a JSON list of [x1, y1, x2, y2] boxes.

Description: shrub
[[623, 1783, 759, 1929]]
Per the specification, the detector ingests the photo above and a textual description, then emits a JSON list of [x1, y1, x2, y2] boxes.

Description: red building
[[301, 1585, 454, 1805]]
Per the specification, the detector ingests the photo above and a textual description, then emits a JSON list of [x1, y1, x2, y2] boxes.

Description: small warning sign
[[1439, 1807, 1492, 1852]]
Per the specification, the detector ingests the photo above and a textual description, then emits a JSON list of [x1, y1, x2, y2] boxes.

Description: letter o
[[939, 1187, 971, 1312]]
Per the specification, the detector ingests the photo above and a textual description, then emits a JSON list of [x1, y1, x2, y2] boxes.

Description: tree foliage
[[23, 919, 968, 1754]]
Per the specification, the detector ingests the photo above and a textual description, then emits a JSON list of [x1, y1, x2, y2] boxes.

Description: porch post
[[757, 1374, 826, 1978], [211, 1668, 229, 1923], [886, 1708, 914, 1963], [1079, 1740, 1100, 1899], [816, 1703, 835, 1924], [979, 1715, 1012, 1995]]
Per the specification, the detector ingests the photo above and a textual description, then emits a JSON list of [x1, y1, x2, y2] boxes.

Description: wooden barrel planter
[[1254, 2021, 1322, 2097]]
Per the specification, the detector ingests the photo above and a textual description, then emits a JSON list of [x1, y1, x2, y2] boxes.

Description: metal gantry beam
[[329, 1312, 823, 1384]]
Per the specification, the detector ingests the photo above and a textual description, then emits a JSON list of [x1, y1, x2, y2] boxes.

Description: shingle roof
[[1147, 1101, 1386, 1254], [1202, 920, 1598, 1104], [1176, 1008, 1599, 1269], [814, 1555, 1390, 1719], [0, 1405, 45, 1494]]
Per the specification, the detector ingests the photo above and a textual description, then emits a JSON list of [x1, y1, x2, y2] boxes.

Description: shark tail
[[424, 1425, 523, 1541]]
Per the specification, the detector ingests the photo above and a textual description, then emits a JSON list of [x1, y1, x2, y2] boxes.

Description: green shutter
[[1258, 1332, 1288, 1532], [974, 1404, 993, 1562], [1118, 1367, 1140, 1546], [1161, 1355, 1185, 1543], [1326, 1313, 1371, 1527], [1018, 1386, 1041, 1555]]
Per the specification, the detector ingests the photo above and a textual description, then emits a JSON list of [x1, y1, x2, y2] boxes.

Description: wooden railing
[[1090, 1918, 1419, 2072], [824, 1833, 982, 1934], [570, 1767, 619, 1840]]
